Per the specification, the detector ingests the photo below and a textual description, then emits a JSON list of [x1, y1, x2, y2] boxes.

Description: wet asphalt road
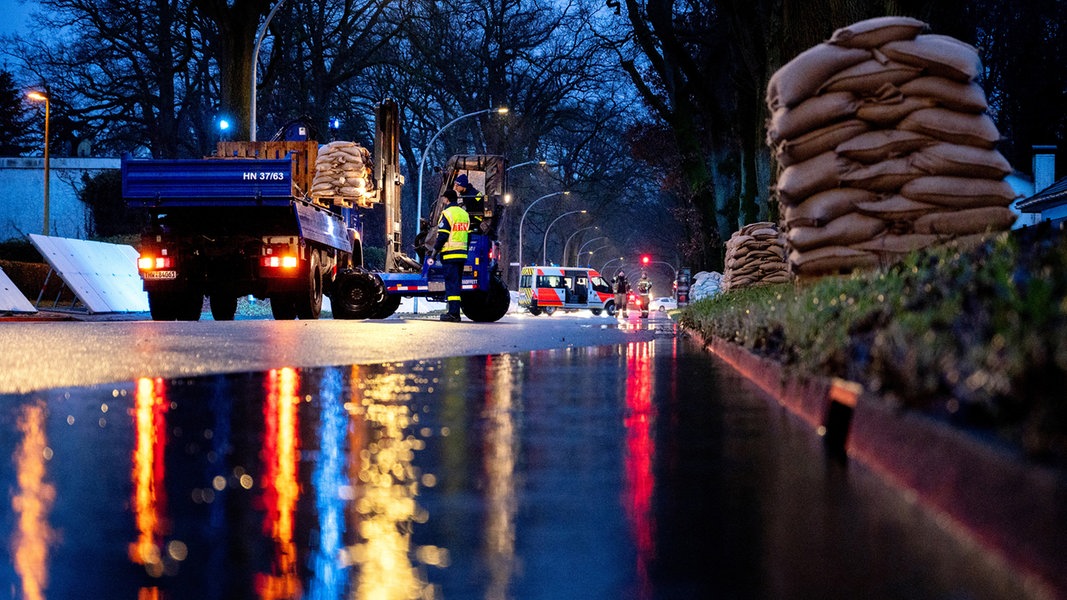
[[0, 311, 1037, 598]]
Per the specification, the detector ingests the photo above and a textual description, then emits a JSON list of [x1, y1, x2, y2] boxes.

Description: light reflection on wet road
[[0, 330, 1032, 599]]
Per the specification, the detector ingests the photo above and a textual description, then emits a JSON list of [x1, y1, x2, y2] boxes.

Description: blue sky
[[0, 0, 31, 35]]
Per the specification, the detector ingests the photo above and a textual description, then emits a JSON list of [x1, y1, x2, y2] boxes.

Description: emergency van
[[518, 266, 615, 316]]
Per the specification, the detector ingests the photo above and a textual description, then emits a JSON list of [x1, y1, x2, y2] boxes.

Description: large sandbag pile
[[767, 16, 1017, 277], [690, 271, 723, 301], [310, 141, 376, 207], [722, 222, 792, 291]]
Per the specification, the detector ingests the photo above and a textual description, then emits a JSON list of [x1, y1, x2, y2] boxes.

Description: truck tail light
[[138, 255, 174, 270], [261, 255, 298, 269]]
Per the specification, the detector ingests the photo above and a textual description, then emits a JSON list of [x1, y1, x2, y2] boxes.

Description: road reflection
[[0, 325, 1033, 600]]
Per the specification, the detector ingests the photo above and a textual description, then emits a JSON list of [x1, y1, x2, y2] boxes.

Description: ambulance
[[518, 266, 616, 316]]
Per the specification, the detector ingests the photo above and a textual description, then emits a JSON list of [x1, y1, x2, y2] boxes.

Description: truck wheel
[[460, 274, 511, 322], [148, 291, 177, 321], [296, 255, 323, 320], [331, 268, 384, 320], [210, 295, 238, 321], [270, 296, 298, 320], [176, 292, 203, 321], [370, 294, 402, 319]]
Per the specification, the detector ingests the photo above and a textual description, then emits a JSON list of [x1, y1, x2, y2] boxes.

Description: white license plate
[[428, 281, 445, 292], [143, 270, 178, 280]]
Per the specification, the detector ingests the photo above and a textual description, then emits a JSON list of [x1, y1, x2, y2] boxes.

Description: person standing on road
[[435, 189, 470, 322], [612, 269, 630, 318], [636, 271, 653, 318]]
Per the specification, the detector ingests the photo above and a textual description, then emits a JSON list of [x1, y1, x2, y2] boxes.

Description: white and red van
[[518, 266, 616, 316]]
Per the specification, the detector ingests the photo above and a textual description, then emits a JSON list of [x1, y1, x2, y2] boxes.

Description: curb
[[694, 332, 1066, 600]]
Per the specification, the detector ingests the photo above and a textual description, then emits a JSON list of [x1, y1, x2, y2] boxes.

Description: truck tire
[[295, 254, 323, 320], [370, 294, 402, 319], [270, 296, 298, 320], [460, 273, 510, 322], [148, 291, 177, 321], [149, 291, 202, 321], [210, 295, 238, 321], [331, 268, 384, 320]]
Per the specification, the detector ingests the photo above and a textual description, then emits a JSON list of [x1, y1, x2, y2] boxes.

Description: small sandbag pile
[[311, 141, 376, 207], [722, 222, 792, 291], [690, 271, 724, 301], [766, 16, 1018, 277]]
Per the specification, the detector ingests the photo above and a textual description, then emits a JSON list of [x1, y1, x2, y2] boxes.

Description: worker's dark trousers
[[443, 258, 464, 316]]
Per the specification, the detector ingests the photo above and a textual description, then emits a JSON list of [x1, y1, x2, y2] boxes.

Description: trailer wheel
[[148, 291, 177, 321], [370, 294, 402, 319], [331, 268, 384, 320], [460, 274, 511, 322], [210, 295, 238, 321], [296, 254, 323, 320], [176, 292, 203, 321], [149, 291, 202, 321]]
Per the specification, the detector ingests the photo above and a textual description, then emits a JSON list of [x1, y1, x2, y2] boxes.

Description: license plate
[[428, 281, 445, 292], [143, 270, 178, 280]]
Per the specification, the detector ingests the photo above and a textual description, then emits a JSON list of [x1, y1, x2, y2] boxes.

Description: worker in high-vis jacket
[[434, 189, 470, 322]]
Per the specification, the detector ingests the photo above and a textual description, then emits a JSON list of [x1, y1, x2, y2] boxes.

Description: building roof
[[1017, 176, 1067, 213]]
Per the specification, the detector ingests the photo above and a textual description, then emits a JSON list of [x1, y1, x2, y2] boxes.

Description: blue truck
[[122, 100, 511, 321]]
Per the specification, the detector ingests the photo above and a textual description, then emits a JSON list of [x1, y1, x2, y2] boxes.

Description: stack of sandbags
[[690, 271, 723, 301], [766, 16, 1018, 277], [310, 141, 375, 207], [722, 222, 792, 291]]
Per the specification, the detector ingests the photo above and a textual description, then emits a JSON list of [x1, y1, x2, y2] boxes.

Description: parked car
[[649, 296, 677, 312]]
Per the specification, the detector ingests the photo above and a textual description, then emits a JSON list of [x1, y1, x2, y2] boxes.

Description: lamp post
[[518, 191, 569, 268], [417, 107, 509, 226], [26, 91, 49, 236], [542, 209, 586, 265], [601, 256, 624, 274], [250, 0, 288, 141], [582, 243, 612, 267], [562, 226, 598, 267], [576, 236, 607, 257], [650, 260, 678, 282]]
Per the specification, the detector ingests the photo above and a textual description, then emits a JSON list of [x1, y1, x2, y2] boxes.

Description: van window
[[520, 273, 532, 289], [590, 276, 611, 294]]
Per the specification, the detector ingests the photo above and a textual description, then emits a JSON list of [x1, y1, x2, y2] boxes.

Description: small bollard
[[822, 378, 862, 462]]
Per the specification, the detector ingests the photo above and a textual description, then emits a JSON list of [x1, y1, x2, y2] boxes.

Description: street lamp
[[250, 0, 288, 141], [416, 107, 509, 226], [576, 236, 607, 256], [518, 191, 569, 268], [542, 209, 587, 265], [562, 226, 599, 267], [584, 244, 613, 267], [26, 91, 49, 236], [507, 159, 547, 172], [601, 256, 624, 274]]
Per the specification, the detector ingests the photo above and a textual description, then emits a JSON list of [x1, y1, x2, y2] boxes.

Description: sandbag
[[899, 76, 988, 113], [881, 35, 982, 83], [898, 108, 1001, 148], [840, 157, 923, 192], [789, 246, 880, 275], [836, 130, 934, 163], [776, 151, 845, 205], [910, 143, 1013, 179], [851, 233, 941, 254], [767, 91, 858, 143], [787, 212, 887, 251], [818, 59, 923, 96], [827, 16, 927, 49], [913, 206, 1016, 235], [854, 195, 940, 220], [856, 93, 938, 127], [776, 120, 869, 167], [782, 188, 878, 228], [901, 176, 1019, 208], [767, 44, 871, 110]]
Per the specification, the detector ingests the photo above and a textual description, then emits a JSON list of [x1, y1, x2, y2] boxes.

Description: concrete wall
[[0, 157, 121, 241]]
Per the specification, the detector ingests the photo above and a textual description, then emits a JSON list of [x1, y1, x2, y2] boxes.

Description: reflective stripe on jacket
[[438, 205, 470, 260]]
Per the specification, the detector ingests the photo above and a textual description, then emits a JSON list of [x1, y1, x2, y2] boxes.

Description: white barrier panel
[[28, 234, 150, 313], [0, 266, 36, 313]]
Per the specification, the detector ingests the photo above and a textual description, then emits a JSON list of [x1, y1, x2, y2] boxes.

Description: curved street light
[[507, 159, 547, 172], [601, 256, 624, 274], [250, 0, 288, 141], [26, 91, 50, 235], [417, 107, 509, 226], [542, 209, 587, 265], [575, 236, 607, 259], [562, 226, 599, 266], [582, 244, 613, 267], [518, 191, 569, 269]]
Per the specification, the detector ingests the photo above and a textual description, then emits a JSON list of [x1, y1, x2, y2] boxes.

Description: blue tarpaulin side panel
[[122, 157, 295, 207]]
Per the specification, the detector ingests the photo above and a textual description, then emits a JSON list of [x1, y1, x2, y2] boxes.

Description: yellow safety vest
[[439, 205, 470, 260]]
